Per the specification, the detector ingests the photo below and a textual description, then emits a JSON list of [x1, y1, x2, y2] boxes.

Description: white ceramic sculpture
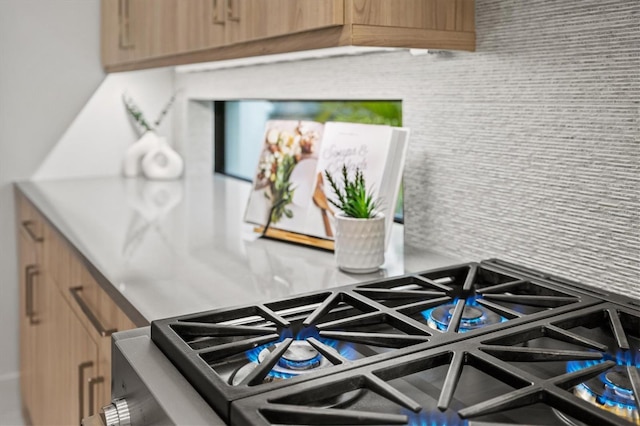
[[140, 137, 184, 180], [123, 130, 160, 178], [122, 92, 183, 180]]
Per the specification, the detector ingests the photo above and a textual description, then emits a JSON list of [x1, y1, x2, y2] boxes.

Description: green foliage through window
[[314, 101, 402, 127]]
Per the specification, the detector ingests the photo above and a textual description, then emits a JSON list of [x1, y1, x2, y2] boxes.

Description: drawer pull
[[118, 0, 134, 48], [88, 376, 104, 417], [78, 361, 93, 422], [70, 287, 118, 337], [25, 265, 39, 325], [21, 220, 43, 242]]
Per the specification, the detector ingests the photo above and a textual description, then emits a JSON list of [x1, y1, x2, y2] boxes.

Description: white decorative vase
[[141, 137, 184, 180], [334, 212, 385, 274], [123, 130, 160, 178]]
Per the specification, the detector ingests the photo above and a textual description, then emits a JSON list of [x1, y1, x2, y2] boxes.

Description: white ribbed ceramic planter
[[334, 213, 385, 274]]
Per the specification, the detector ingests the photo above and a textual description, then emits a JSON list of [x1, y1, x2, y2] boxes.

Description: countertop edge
[[14, 176, 463, 325], [14, 181, 150, 327]]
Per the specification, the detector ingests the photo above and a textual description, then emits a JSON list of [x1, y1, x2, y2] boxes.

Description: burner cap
[[230, 340, 333, 386], [425, 300, 503, 332], [604, 369, 633, 395], [279, 341, 321, 370], [582, 365, 635, 403], [454, 305, 483, 320]]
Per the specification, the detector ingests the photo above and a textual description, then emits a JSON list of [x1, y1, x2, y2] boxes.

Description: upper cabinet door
[[102, 0, 179, 65], [147, 0, 180, 57], [177, 0, 226, 52], [351, 0, 474, 32], [225, 0, 344, 45]]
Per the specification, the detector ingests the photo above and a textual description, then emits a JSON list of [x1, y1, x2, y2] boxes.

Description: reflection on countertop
[[16, 175, 461, 322]]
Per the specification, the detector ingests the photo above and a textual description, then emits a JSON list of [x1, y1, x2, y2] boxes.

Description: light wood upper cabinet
[[225, 0, 344, 45], [350, 0, 475, 50], [102, 0, 475, 72], [177, 0, 226, 51], [102, 0, 180, 66], [174, 0, 344, 57], [351, 0, 474, 31]]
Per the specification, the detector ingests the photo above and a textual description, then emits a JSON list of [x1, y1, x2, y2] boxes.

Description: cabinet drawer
[[66, 255, 138, 410], [67, 255, 118, 342]]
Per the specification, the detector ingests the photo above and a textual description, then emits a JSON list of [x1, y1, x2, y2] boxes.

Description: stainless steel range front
[[95, 327, 224, 425], [103, 260, 640, 425]]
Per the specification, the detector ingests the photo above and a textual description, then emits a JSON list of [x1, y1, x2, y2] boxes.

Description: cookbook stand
[[253, 184, 335, 251], [254, 226, 334, 251]]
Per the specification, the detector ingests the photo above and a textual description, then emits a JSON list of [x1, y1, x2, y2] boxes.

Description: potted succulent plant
[[324, 165, 385, 273]]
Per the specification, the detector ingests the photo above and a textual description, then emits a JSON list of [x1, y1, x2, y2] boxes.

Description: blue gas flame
[[567, 350, 640, 415], [421, 296, 507, 333], [566, 358, 604, 374], [404, 409, 468, 426], [566, 350, 640, 373], [243, 325, 357, 380]]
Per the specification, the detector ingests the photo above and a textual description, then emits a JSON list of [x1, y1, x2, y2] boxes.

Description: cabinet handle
[[21, 220, 43, 243], [25, 265, 39, 325], [78, 361, 93, 421], [70, 287, 118, 337], [118, 0, 134, 48], [212, 0, 226, 25], [88, 376, 104, 417], [227, 0, 240, 21]]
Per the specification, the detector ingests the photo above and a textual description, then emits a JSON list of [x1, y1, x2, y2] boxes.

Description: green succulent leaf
[[324, 165, 379, 219]]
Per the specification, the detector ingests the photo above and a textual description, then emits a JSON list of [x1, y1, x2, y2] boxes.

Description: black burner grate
[[354, 262, 595, 334], [231, 303, 640, 425], [150, 261, 602, 422]]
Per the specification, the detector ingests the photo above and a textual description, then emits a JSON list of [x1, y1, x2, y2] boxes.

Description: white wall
[[0, 0, 104, 379], [33, 68, 175, 180]]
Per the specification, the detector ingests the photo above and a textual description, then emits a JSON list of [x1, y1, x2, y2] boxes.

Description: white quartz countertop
[[16, 175, 461, 324]]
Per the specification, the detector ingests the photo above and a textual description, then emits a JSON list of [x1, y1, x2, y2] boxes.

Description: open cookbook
[[244, 120, 409, 249]]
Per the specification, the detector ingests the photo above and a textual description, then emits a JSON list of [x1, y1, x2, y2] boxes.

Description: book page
[[244, 120, 325, 235], [379, 128, 409, 247], [307, 122, 395, 240]]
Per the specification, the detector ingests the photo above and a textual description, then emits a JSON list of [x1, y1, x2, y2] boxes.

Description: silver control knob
[[102, 398, 131, 426]]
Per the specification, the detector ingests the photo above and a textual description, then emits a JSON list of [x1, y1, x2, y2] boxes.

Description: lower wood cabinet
[[16, 191, 138, 425], [18, 221, 43, 425], [40, 272, 101, 425]]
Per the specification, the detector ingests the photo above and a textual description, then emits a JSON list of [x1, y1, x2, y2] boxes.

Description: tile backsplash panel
[[405, 0, 639, 298], [176, 0, 639, 297]]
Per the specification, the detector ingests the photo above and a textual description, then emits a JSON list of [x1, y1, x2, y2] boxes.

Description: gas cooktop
[[151, 259, 640, 425]]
